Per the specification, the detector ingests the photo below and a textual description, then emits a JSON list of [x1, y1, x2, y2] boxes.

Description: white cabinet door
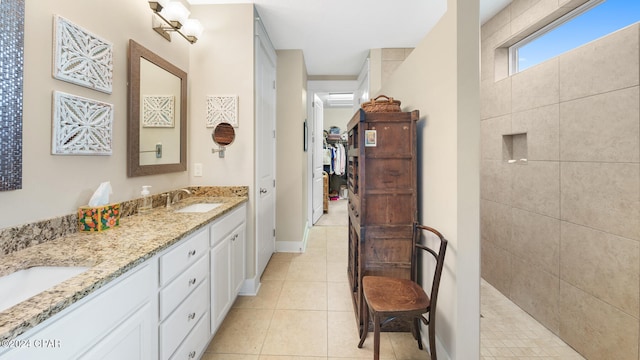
[[209, 205, 246, 335], [0, 262, 158, 360], [210, 237, 230, 333], [230, 225, 246, 296], [79, 301, 155, 360]]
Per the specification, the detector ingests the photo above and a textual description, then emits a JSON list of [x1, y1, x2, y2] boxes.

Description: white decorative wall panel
[[53, 15, 113, 93], [142, 95, 175, 127], [52, 91, 113, 155], [207, 95, 238, 127]]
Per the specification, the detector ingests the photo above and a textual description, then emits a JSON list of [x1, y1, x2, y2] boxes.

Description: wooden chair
[[357, 223, 448, 360]]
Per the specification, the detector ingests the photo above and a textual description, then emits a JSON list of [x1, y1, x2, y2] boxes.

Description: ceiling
[[188, 0, 512, 76]]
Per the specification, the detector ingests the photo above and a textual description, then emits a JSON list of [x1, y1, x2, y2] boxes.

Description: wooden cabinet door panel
[[365, 159, 414, 190], [364, 194, 415, 225]]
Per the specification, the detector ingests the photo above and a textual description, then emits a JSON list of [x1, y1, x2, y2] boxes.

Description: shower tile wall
[[480, 1, 640, 359]]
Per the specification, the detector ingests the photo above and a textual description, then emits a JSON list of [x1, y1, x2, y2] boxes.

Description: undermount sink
[[174, 203, 222, 213], [0, 266, 89, 312]]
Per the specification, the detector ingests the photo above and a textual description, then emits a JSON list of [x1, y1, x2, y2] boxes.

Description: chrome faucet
[[166, 188, 191, 208]]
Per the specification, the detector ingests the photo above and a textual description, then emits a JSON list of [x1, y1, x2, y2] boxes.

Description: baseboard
[[239, 275, 261, 296], [421, 328, 451, 360], [274, 223, 310, 253]]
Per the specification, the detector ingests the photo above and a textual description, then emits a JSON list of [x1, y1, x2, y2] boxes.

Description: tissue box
[[78, 203, 120, 232]]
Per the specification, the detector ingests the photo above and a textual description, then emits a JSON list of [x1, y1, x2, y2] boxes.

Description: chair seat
[[362, 275, 430, 313]]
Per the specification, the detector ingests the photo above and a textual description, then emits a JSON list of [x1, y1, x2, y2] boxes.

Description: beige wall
[[275, 50, 309, 245], [188, 4, 255, 188], [378, 0, 480, 358], [0, 0, 192, 229], [188, 4, 257, 277], [322, 107, 352, 133], [481, 0, 640, 358], [1, 1, 261, 279], [368, 48, 414, 95]]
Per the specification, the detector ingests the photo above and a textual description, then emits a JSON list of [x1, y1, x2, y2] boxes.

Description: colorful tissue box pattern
[[78, 204, 120, 231]]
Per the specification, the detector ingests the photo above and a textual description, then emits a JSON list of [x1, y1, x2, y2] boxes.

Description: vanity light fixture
[[148, 0, 203, 44]]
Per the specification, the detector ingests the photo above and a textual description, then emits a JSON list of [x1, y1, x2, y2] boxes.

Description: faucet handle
[[164, 193, 172, 208]]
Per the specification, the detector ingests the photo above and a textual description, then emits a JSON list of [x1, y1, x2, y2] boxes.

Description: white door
[[255, 18, 277, 279], [311, 95, 325, 224]]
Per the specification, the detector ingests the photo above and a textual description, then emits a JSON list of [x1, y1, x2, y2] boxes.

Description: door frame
[[306, 80, 358, 227], [311, 94, 324, 224]]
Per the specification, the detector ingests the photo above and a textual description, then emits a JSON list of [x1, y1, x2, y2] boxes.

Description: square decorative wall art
[[52, 91, 114, 155], [207, 95, 238, 128], [53, 15, 113, 94], [142, 95, 175, 127]]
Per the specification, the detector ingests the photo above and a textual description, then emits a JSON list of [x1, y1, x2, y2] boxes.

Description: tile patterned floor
[[480, 280, 585, 360], [202, 202, 585, 360], [202, 223, 429, 360]]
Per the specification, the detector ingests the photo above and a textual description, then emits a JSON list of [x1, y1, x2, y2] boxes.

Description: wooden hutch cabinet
[[346, 108, 419, 333]]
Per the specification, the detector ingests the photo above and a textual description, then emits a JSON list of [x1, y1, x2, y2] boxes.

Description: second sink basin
[[174, 203, 222, 213], [0, 266, 89, 312]]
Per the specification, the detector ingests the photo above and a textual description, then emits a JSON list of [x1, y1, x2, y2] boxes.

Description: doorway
[[306, 80, 358, 228]]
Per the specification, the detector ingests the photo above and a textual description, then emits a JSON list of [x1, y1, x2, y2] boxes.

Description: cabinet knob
[[189, 278, 197, 286], [260, 188, 268, 194], [188, 312, 196, 320], [188, 249, 196, 257], [189, 350, 196, 358]]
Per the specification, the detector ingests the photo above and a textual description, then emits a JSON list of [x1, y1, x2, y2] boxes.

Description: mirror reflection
[[139, 58, 181, 166], [127, 40, 187, 177]]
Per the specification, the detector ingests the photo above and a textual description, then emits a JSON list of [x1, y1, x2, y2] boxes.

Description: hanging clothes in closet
[[332, 142, 346, 176], [324, 131, 348, 197], [324, 141, 345, 176]]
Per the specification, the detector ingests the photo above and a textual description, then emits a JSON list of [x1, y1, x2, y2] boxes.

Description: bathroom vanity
[[0, 195, 247, 360]]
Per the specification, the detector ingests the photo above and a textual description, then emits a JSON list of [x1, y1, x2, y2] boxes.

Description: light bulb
[[182, 19, 204, 39], [160, 1, 190, 27]]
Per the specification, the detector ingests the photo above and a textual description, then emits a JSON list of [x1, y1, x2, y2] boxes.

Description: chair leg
[[373, 313, 381, 360], [428, 320, 437, 360], [358, 300, 369, 348], [412, 317, 423, 350]]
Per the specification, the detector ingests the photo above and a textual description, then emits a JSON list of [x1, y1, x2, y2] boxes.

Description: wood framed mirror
[[127, 39, 187, 177]]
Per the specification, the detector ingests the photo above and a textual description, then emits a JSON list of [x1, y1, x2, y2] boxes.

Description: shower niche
[[503, 133, 528, 164]]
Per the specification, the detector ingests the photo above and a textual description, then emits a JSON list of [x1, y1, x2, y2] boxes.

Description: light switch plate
[[193, 163, 203, 177]]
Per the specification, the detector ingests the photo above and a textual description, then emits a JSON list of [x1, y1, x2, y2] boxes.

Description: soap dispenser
[[139, 185, 152, 214]]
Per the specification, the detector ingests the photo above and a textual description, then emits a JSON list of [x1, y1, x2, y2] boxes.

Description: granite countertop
[[0, 195, 247, 342]]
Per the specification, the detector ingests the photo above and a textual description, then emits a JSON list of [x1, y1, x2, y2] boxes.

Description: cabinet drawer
[[169, 311, 210, 360], [159, 282, 208, 360], [210, 204, 246, 246], [160, 228, 209, 285], [159, 254, 208, 319]]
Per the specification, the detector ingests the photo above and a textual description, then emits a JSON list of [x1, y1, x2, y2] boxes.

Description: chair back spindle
[[358, 223, 448, 360], [412, 224, 448, 322]]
